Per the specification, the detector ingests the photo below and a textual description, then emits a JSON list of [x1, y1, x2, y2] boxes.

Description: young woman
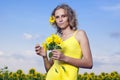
[[35, 4, 93, 80]]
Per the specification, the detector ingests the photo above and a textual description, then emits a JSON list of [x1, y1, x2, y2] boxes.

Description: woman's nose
[[59, 17, 63, 22]]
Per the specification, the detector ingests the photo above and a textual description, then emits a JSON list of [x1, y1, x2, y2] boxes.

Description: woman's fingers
[[35, 44, 40, 48], [51, 50, 64, 60], [35, 44, 42, 55], [35, 44, 47, 57], [52, 51, 61, 59]]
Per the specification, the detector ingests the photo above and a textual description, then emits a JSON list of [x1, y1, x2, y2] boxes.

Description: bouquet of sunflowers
[[42, 34, 63, 58]]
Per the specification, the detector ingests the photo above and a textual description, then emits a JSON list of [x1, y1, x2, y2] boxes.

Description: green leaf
[[61, 66, 66, 72], [47, 44, 54, 50], [55, 68, 58, 73], [49, 52, 53, 58], [55, 45, 62, 49]]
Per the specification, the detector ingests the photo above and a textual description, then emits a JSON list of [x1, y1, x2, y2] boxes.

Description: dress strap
[[73, 30, 78, 37]]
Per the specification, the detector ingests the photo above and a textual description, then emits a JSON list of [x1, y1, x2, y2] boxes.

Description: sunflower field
[[0, 66, 120, 80]]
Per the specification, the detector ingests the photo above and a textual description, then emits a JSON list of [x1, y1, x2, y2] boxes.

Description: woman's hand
[[35, 44, 47, 57], [51, 49, 65, 61]]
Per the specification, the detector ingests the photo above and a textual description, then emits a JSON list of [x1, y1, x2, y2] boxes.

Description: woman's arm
[[52, 30, 93, 69], [42, 56, 53, 72], [64, 30, 93, 68], [35, 44, 53, 72]]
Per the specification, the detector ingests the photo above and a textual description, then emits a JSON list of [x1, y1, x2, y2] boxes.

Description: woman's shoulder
[[75, 29, 88, 42], [77, 29, 86, 36]]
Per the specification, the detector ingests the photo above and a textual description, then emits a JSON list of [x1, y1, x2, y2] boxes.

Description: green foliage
[[0, 67, 120, 80], [61, 66, 66, 72], [48, 52, 53, 58]]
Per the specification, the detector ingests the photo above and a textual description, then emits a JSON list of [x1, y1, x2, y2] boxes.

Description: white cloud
[[0, 50, 120, 74], [23, 33, 33, 40], [0, 49, 45, 73], [93, 53, 120, 65], [79, 53, 120, 74], [23, 33, 46, 42], [0, 56, 45, 74], [24, 50, 35, 56], [101, 4, 120, 11], [0, 51, 4, 56], [80, 64, 120, 75]]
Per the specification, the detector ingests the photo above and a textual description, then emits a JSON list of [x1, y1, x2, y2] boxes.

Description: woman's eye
[[55, 16, 59, 19], [55, 15, 67, 19], [62, 15, 66, 18]]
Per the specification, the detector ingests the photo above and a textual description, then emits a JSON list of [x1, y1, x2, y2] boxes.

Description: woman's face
[[54, 8, 69, 29]]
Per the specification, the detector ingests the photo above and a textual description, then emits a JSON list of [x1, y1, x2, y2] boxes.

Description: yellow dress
[[46, 30, 83, 80]]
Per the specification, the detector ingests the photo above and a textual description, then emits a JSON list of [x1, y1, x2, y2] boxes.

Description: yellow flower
[[46, 37, 53, 44], [42, 34, 63, 59], [51, 34, 62, 44], [54, 36, 62, 44], [42, 42, 47, 51], [49, 16, 55, 24], [42, 34, 62, 55], [52, 34, 58, 38]]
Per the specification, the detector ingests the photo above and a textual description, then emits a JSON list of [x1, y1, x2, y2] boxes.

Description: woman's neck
[[61, 27, 74, 36]]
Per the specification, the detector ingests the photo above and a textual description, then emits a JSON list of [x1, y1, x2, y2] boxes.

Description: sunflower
[[49, 16, 55, 24], [42, 34, 62, 58]]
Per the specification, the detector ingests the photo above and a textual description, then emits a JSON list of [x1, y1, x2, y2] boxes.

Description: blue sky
[[0, 0, 120, 74]]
